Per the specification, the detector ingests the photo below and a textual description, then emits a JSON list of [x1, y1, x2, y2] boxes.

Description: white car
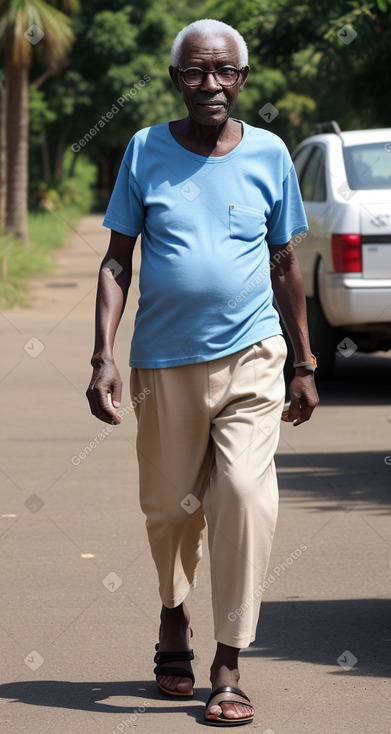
[[291, 123, 391, 376]]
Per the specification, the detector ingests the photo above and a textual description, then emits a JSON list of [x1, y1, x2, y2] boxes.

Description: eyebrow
[[183, 54, 239, 65]]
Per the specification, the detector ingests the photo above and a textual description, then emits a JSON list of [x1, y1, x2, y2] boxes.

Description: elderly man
[[87, 18, 318, 726]]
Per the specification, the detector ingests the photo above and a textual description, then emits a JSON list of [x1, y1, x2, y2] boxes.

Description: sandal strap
[[206, 685, 251, 708], [153, 664, 195, 684], [154, 647, 194, 664]]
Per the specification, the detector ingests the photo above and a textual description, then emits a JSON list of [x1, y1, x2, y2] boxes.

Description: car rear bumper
[[318, 272, 391, 327]]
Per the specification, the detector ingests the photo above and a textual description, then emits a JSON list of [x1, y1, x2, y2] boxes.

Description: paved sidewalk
[[0, 214, 390, 733]]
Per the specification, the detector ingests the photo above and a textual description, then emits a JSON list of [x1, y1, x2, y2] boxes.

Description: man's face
[[170, 33, 249, 127]]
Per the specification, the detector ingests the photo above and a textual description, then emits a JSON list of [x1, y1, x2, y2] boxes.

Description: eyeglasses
[[178, 66, 243, 88]]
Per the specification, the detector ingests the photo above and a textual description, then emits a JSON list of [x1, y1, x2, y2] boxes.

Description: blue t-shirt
[[102, 120, 308, 368]]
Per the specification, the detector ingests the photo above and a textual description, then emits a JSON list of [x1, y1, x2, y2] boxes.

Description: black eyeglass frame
[[177, 65, 244, 88]]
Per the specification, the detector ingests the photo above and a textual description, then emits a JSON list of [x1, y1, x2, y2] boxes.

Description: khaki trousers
[[130, 335, 287, 648]]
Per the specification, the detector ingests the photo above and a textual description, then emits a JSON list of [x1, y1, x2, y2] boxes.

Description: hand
[[86, 361, 123, 424], [286, 372, 319, 426]]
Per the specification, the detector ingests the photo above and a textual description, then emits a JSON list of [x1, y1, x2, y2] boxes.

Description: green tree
[[207, 0, 391, 147], [0, 0, 78, 244], [29, 0, 207, 201], [0, 68, 6, 229]]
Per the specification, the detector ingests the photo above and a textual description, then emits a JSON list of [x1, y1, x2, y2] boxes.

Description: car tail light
[[332, 234, 362, 273]]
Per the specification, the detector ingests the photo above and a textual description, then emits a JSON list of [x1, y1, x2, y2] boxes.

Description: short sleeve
[[102, 143, 144, 237], [266, 164, 308, 245]]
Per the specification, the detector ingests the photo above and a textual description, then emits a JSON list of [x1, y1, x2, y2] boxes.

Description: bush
[[0, 155, 97, 308]]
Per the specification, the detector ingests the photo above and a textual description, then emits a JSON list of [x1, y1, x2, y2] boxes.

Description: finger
[[112, 382, 122, 408], [87, 386, 121, 424], [107, 392, 122, 424], [86, 387, 104, 420], [288, 398, 301, 423], [293, 402, 315, 426]]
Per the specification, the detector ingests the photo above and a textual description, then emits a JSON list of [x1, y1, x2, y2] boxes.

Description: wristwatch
[[293, 354, 317, 372]]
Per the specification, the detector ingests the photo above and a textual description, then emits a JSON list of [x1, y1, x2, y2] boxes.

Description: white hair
[[170, 19, 248, 68]]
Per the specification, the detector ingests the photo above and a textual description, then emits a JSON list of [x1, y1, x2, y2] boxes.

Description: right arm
[[86, 230, 137, 424]]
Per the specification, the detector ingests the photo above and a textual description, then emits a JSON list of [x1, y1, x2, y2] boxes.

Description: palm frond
[[0, 0, 78, 68]]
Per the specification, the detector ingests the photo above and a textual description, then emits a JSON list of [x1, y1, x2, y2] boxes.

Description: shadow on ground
[[1, 598, 389, 716], [276, 450, 391, 513], [313, 351, 391, 407], [0, 678, 208, 717], [1, 354, 389, 717], [280, 351, 391, 513], [247, 598, 391, 678]]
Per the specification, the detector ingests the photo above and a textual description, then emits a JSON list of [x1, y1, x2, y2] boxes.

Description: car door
[[293, 143, 333, 296]]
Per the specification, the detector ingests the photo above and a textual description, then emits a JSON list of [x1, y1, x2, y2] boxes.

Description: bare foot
[[154, 603, 194, 695], [206, 644, 254, 722]]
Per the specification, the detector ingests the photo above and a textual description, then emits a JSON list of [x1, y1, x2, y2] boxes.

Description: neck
[[184, 115, 235, 144], [169, 116, 243, 157]]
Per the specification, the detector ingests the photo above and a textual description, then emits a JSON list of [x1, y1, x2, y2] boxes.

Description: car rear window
[[343, 143, 391, 189]]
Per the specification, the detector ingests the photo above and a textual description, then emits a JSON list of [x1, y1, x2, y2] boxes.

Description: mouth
[[197, 102, 226, 110], [196, 100, 226, 108]]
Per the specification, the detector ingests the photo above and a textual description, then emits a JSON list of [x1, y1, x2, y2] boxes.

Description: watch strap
[[293, 354, 317, 371]]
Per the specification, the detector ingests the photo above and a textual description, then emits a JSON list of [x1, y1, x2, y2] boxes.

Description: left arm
[[269, 241, 319, 426]]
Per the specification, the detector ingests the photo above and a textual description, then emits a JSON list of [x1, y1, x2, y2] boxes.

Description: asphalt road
[[0, 214, 390, 733]]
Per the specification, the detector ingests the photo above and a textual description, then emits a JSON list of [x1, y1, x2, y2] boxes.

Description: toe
[[157, 674, 193, 694], [222, 702, 254, 720], [206, 695, 254, 722], [205, 703, 223, 720], [175, 676, 193, 694]]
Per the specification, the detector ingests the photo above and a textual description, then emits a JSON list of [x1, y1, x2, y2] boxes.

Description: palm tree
[[0, 0, 79, 245], [0, 69, 6, 231]]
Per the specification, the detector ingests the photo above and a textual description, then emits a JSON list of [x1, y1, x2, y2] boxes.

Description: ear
[[169, 66, 181, 92], [239, 65, 250, 91]]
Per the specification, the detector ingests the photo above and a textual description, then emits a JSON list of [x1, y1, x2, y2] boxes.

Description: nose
[[199, 71, 223, 92]]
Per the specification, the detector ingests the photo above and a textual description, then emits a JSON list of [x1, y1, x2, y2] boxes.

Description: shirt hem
[[267, 224, 309, 246], [102, 217, 141, 237], [129, 329, 283, 369]]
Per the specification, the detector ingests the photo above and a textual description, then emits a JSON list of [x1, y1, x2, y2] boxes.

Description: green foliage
[[29, 86, 56, 132], [27, 0, 208, 190], [0, 226, 54, 307], [29, 182, 62, 211], [377, 0, 391, 10], [29, 153, 96, 211], [0, 0, 79, 66], [0, 155, 96, 307], [206, 0, 391, 146], [24, 0, 391, 191], [84, 8, 137, 62]]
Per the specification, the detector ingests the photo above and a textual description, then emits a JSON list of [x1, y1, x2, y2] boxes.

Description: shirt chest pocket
[[229, 204, 267, 242]]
